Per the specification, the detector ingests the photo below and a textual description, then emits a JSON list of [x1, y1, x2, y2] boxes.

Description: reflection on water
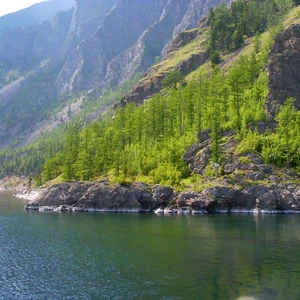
[[1, 192, 300, 299]]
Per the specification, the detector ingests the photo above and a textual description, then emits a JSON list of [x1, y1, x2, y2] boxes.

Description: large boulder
[[202, 186, 243, 211], [36, 182, 93, 206], [78, 181, 144, 211], [150, 185, 175, 209], [176, 192, 216, 213]]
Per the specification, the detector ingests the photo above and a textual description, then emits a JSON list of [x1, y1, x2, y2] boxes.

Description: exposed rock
[[280, 190, 297, 210], [123, 48, 209, 106], [183, 129, 211, 175], [173, 0, 226, 37], [77, 181, 145, 211], [245, 172, 265, 181], [202, 186, 241, 211], [176, 52, 209, 75], [164, 29, 198, 58], [36, 181, 94, 206], [255, 190, 282, 210], [176, 192, 216, 213], [27, 178, 300, 214], [0, 9, 73, 65], [70, 0, 117, 39], [269, 175, 280, 184], [151, 184, 175, 209], [104, 0, 191, 89], [247, 121, 276, 134], [266, 24, 300, 117]]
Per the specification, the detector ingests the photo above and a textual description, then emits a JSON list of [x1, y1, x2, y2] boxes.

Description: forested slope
[[1, 0, 300, 192]]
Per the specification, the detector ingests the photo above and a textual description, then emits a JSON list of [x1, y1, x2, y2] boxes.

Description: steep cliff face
[[266, 24, 300, 117], [0, 0, 234, 148], [104, 0, 191, 87], [69, 0, 117, 39], [122, 25, 209, 106], [172, 0, 225, 43], [56, 0, 230, 96], [56, 0, 170, 94]]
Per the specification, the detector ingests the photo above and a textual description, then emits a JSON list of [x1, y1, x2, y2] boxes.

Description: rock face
[[27, 176, 300, 214], [0, 0, 228, 148], [69, 0, 117, 39], [173, 0, 221, 37], [266, 24, 300, 117], [32, 180, 175, 212]]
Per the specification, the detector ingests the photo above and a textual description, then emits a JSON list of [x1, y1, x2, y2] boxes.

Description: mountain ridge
[[0, 0, 228, 149]]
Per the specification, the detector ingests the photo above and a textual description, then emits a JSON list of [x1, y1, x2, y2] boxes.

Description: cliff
[[0, 0, 228, 148], [266, 24, 300, 116]]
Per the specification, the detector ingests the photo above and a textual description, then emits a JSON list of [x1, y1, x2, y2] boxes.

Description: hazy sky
[[0, 0, 46, 17]]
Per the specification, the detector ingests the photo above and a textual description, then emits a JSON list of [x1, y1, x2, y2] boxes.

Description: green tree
[[162, 70, 184, 90]]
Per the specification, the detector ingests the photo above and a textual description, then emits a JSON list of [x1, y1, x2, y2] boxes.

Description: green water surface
[[0, 191, 300, 299]]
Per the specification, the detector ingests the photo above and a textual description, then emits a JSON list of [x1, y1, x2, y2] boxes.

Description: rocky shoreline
[[24, 179, 300, 214]]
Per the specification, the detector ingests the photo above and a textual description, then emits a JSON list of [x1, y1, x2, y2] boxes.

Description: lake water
[[1, 191, 300, 300]]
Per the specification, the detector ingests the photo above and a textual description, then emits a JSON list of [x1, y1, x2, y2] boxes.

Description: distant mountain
[[56, 0, 228, 94], [0, 0, 74, 36], [0, 0, 229, 148]]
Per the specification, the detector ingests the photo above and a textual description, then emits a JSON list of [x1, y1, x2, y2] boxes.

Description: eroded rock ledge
[[25, 179, 300, 214]]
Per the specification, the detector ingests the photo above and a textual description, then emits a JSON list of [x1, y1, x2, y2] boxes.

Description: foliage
[[0, 74, 142, 179], [261, 99, 300, 167], [207, 0, 295, 63], [161, 70, 185, 90], [37, 41, 271, 186], [1, 0, 299, 187]]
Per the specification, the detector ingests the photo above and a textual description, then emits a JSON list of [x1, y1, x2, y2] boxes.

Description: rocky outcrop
[[28, 180, 175, 213], [104, 0, 191, 88], [56, 0, 170, 94], [26, 178, 300, 214], [173, 0, 224, 37], [56, 0, 223, 96], [69, 0, 117, 39], [122, 49, 209, 106], [266, 24, 300, 117], [164, 29, 198, 58]]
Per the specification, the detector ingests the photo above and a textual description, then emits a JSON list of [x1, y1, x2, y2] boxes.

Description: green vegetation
[[40, 39, 271, 186], [1, 0, 299, 188], [207, 0, 294, 63], [0, 74, 142, 180], [161, 70, 185, 90]]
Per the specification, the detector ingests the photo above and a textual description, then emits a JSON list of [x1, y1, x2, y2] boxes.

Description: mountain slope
[[0, 0, 300, 199], [0, 0, 74, 36], [0, 0, 228, 149]]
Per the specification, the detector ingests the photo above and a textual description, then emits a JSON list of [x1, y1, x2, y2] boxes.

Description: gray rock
[[256, 190, 282, 210], [269, 175, 279, 184], [202, 186, 242, 211], [149, 184, 174, 210], [279, 190, 297, 210], [245, 172, 265, 181], [176, 192, 216, 213], [78, 182, 143, 211], [259, 165, 274, 174], [266, 24, 300, 117]]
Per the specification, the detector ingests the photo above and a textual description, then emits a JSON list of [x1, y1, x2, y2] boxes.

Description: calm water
[[1, 192, 300, 300]]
